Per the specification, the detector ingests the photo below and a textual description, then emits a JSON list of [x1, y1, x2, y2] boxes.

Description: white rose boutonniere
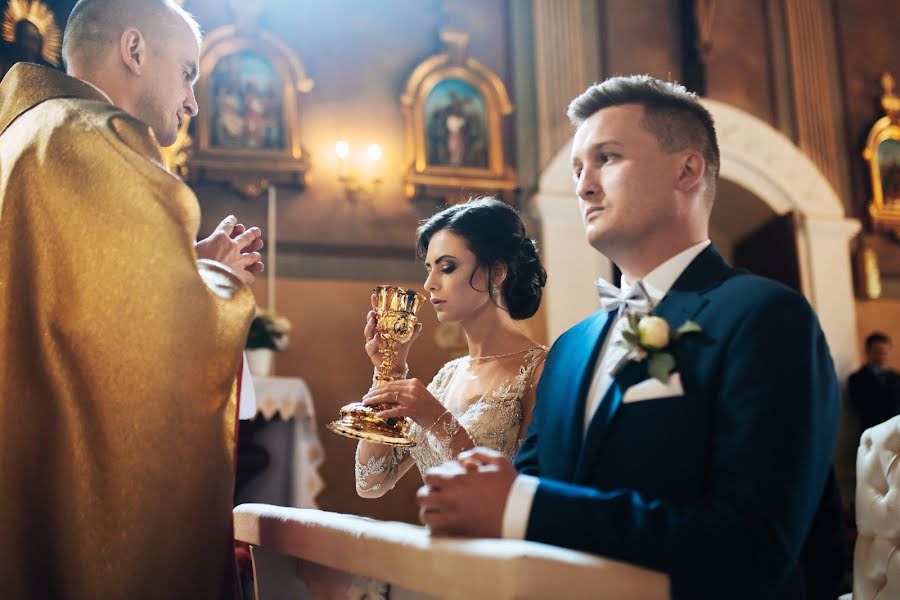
[[638, 316, 670, 350], [619, 313, 703, 383]]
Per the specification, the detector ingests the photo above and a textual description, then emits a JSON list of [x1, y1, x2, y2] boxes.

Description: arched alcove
[[534, 99, 861, 380], [709, 179, 776, 264]]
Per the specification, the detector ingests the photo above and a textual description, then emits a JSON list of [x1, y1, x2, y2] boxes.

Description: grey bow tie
[[595, 279, 651, 313]]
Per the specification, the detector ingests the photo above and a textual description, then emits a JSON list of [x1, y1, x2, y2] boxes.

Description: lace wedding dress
[[355, 346, 548, 497]]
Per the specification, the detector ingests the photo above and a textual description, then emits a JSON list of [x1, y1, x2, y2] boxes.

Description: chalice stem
[[375, 341, 398, 386]]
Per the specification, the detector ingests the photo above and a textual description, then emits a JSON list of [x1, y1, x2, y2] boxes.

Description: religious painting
[[424, 78, 488, 169], [186, 24, 313, 198], [864, 72, 900, 234], [209, 50, 285, 151], [401, 29, 517, 205], [876, 138, 900, 208]]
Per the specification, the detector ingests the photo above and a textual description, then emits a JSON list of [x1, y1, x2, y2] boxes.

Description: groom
[[417, 75, 841, 599]]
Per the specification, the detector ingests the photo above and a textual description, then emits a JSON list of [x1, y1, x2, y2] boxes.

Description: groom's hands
[[417, 447, 517, 538]]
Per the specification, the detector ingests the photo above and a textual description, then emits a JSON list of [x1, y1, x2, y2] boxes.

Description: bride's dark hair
[[416, 197, 547, 320]]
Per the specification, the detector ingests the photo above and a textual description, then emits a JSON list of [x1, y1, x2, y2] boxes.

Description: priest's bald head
[[62, 0, 201, 146]]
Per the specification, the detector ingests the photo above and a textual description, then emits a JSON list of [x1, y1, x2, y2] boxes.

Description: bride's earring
[[490, 284, 499, 297]]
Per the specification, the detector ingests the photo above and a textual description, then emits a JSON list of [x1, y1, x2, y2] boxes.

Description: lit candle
[[367, 143, 382, 182], [335, 140, 349, 179]]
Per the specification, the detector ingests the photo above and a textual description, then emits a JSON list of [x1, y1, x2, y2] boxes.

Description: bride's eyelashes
[[424, 259, 457, 276]]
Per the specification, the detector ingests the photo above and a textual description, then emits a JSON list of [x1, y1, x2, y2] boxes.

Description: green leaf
[[627, 312, 641, 330], [647, 352, 676, 383], [621, 330, 640, 345], [673, 320, 702, 340]]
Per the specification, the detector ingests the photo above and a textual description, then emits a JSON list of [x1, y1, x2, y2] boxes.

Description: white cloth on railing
[[254, 375, 314, 421], [242, 376, 325, 509]]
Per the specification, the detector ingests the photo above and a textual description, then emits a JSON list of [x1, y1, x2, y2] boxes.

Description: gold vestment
[[0, 64, 253, 599]]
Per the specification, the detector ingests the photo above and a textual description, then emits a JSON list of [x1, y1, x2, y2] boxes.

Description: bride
[[355, 197, 549, 498]]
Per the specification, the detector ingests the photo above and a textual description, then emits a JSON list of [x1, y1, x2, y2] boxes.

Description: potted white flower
[[245, 308, 291, 376]]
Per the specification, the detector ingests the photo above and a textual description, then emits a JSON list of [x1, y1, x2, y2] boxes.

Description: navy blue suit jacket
[[514, 246, 840, 599]]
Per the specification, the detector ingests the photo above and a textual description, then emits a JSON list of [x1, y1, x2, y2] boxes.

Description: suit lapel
[[574, 246, 733, 481], [555, 310, 615, 481], [575, 357, 646, 481]]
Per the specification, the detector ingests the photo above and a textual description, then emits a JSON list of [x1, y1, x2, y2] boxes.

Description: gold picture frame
[[1, 0, 61, 66], [401, 28, 517, 205], [187, 24, 314, 198], [863, 73, 900, 235]]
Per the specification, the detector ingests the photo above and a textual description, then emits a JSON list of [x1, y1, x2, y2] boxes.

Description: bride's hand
[[362, 379, 445, 428], [364, 293, 423, 369]]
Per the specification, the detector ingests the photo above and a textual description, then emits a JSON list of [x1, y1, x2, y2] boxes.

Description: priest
[[0, 1, 262, 598]]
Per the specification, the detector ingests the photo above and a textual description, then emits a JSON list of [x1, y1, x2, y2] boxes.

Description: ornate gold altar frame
[[1, 0, 61, 66], [863, 73, 900, 235], [184, 23, 313, 198], [401, 28, 517, 205]]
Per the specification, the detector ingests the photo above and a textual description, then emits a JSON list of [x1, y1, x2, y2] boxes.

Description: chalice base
[[326, 402, 415, 447]]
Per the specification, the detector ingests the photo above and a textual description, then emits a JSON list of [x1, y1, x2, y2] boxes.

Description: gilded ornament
[[2, 0, 61, 66]]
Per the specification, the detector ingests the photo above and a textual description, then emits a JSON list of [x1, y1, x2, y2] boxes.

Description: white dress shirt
[[501, 240, 711, 540]]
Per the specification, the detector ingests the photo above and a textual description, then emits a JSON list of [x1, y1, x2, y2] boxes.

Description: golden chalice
[[327, 285, 424, 446]]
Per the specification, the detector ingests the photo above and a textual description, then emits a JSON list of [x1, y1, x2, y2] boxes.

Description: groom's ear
[[674, 150, 705, 194]]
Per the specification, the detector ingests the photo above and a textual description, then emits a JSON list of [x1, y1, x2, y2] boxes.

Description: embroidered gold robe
[[0, 63, 253, 599]]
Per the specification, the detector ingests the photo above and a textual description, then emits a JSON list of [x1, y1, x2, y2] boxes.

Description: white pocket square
[[622, 372, 684, 404]]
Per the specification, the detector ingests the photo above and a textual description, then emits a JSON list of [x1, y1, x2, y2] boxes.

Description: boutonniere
[[618, 313, 703, 383]]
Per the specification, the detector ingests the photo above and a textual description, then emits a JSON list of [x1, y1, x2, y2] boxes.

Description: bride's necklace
[[468, 346, 538, 361]]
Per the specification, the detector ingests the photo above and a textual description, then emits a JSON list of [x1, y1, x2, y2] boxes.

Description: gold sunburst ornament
[[2, 0, 61, 66]]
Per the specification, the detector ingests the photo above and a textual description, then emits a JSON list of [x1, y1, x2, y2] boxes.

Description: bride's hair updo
[[416, 197, 547, 320]]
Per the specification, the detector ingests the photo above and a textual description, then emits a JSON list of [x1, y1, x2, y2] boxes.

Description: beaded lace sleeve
[[354, 444, 414, 498], [354, 360, 460, 498], [408, 348, 547, 472]]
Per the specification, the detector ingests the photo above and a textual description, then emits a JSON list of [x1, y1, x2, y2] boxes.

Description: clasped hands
[[415, 447, 517, 538], [195, 215, 264, 285], [365, 378, 520, 539]]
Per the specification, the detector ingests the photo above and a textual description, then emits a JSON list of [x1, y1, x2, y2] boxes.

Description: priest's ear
[[119, 28, 147, 75]]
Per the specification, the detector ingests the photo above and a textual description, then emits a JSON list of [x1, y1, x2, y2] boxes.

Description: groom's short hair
[[568, 75, 720, 195]]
